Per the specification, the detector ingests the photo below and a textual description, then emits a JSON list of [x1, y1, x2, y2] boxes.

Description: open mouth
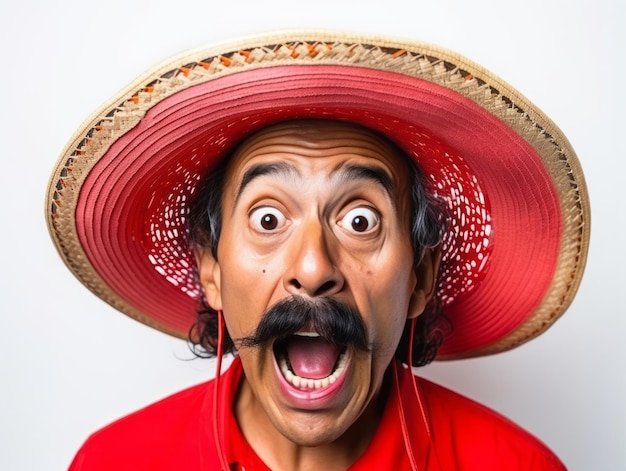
[[274, 332, 349, 390]]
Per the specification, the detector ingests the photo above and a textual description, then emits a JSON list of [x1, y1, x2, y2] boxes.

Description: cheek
[[217, 235, 285, 339], [369, 296, 409, 351], [219, 272, 264, 340], [362, 255, 415, 351], [216, 237, 257, 338]]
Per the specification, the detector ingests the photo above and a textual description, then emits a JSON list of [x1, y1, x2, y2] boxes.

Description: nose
[[284, 221, 344, 298]]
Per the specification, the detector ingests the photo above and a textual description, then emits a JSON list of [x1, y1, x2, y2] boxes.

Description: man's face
[[197, 120, 432, 449]]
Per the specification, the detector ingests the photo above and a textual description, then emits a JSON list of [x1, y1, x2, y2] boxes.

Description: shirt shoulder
[[68, 380, 214, 471], [415, 375, 566, 470]]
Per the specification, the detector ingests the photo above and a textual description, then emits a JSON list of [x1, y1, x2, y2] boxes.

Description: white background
[[1, 0, 624, 469]]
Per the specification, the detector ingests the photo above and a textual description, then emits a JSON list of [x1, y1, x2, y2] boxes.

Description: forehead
[[224, 120, 411, 190]]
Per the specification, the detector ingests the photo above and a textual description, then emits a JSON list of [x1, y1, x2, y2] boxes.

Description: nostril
[[290, 279, 302, 289], [314, 280, 336, 296]]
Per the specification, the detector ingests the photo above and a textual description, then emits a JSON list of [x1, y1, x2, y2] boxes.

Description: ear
[[407, 246, 442, 320], [194, 247, 223, 311]]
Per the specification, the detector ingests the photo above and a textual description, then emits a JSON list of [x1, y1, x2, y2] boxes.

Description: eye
[[249, 206, 287, 232], [339, 207, 379, 233]]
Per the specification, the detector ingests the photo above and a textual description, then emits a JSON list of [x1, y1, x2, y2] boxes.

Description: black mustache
[[236, 296, 369, 352]]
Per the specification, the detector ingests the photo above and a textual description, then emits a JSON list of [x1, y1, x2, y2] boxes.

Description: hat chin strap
[[213, 310, 230, 470], [393, 316, 443, 471]]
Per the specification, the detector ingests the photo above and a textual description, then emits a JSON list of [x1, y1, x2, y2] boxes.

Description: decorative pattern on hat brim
[[46, 31, 590, 359]]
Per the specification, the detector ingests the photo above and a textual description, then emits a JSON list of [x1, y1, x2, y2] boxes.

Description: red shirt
[[69, 358, 565, 470]]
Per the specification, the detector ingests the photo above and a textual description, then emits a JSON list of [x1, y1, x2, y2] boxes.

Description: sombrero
[[46, 30, 589, 359]]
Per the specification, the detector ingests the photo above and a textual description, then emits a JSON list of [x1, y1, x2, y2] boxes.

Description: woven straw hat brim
[[46, 31, 590, 359]]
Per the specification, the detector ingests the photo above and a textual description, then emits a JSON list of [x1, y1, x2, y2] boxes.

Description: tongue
[[285, 336, 342, 379]]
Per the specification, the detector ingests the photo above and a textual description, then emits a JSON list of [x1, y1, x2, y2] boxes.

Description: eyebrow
[[334, 164, 395, 199], [235, 161, 395, 202], [235, 162, 299, 202]]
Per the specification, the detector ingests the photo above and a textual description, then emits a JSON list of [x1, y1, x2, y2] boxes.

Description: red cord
[[212, 310, 230, 470], [408, 317, 432, 440], [393, 361, 419, 470]]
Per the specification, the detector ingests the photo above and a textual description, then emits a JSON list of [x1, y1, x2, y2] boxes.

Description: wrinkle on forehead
[[231, 120, 402, 159]]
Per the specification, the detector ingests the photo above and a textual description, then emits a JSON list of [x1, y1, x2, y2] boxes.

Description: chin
[[272, 411, 356, 447]]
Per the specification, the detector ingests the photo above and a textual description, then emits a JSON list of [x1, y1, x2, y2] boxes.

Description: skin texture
[[195, 121, 438, 471]]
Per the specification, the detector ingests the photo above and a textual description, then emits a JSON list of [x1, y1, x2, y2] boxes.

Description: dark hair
[[187, 122, 449, 367]]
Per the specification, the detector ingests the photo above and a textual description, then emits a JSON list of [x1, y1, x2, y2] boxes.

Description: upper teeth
[[278, 351, 348, 390], [294, 332, 320, 337]]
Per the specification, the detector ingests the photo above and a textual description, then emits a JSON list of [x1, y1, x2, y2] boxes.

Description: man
[[47, 31, 589, 470]]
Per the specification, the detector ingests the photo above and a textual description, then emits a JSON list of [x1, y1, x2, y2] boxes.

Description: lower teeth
[[279, 352, 347, 390]]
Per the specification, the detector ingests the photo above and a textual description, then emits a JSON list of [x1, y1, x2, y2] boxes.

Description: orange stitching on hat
[[220, 56, 231, 67], [129, 95, 139, 105], [392, 49, 407, 58], [238, 50, 252, 63], [197, 61, 210, 70], [144, 86, 155, 93], [180, 67, 192, 77], [306, 44, 318, 57], [288, 46, 299, 58]]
